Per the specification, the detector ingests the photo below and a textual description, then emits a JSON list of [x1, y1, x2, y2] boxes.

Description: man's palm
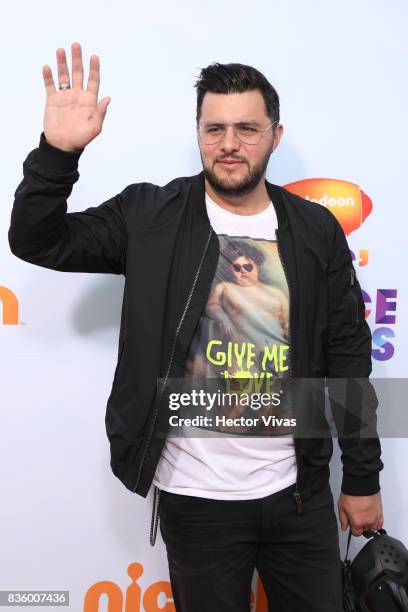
[[42, 42, 110, 152]]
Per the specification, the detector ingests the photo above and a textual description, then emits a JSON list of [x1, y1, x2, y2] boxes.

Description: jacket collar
[[190, 170, 289, 233]]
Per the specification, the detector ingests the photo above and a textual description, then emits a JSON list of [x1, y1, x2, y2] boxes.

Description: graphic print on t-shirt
[[185, 234, 290, 379], [184, 234, 295, 436]]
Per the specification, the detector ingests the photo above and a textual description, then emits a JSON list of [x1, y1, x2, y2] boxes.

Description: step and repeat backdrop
[[1, 0, 406, 610]]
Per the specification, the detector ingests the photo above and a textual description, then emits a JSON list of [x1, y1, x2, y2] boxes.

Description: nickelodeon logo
[[283, 178, 373, 236], [84, 562, 269, 611], [0, 286, 19, 324]]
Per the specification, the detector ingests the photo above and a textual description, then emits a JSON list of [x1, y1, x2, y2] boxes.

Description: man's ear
[[272, 124, 284, 151]]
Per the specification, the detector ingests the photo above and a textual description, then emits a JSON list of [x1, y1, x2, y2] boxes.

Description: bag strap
[[362, 528, 387, 539], [343, 527, 353, 563], [343, 527, 387, 563]]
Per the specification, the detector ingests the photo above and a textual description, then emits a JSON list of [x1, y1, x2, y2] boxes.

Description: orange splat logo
[[283, 178, 373, 236]]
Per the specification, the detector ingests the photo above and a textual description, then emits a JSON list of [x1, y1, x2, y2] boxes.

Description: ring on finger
[[59, 82, 71, 90]]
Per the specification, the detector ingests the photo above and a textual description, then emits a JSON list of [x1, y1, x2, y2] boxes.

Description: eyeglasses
[[197, 120, 278, 145], [232, 263, 254, 272]]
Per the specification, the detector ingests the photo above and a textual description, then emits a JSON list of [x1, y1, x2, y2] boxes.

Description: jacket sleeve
[[323, 209, 384, 496], [8, 132, 127, 275]]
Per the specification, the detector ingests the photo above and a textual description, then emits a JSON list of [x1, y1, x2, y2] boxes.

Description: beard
[[201, 144, 274, 198]]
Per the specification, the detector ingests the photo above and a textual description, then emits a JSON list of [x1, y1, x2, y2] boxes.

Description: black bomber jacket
[[8, 133, 384, 546]]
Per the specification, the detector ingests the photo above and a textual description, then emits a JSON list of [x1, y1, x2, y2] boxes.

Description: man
[[9, 41, 384, 612]]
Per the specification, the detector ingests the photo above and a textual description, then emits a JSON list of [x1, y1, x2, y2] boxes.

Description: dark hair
[[223, 240, 265, 267], [194, 62, 280, 127]]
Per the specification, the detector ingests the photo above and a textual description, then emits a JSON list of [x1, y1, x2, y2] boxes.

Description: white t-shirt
[[152, 191, 297, 499]]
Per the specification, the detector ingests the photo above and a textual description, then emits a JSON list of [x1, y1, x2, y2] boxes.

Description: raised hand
[[42, 42, 111, 152]]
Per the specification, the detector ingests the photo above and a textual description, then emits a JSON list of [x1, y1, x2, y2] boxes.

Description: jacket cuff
[[341, 471, 380, 496], [37, 131, 84, 173]]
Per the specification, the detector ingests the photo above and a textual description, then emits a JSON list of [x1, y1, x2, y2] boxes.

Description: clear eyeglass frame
[[197, 120, 279, 145]]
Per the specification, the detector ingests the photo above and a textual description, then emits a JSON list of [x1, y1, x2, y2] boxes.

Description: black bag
[[342, 527, 408, 612]]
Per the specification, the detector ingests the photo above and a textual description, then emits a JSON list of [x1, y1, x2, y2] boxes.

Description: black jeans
[[159, 481, 343, 612]]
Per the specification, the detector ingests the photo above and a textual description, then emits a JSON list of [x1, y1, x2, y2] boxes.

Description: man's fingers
[[42, 65, 56, 95], [97, 96, 111, 118], [71, 41, 84, 89], [87, 54, 100, 97], [56, 47, 70, 88], [352, 526, 364, 537], [45, 45, 102, 103], [338, 505, 349, 530]]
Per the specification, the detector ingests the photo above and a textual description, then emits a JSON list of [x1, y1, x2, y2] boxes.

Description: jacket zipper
[[131, 227, 214, 545], [350, 267, 359, 323], [276, 232, 303, 515]]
